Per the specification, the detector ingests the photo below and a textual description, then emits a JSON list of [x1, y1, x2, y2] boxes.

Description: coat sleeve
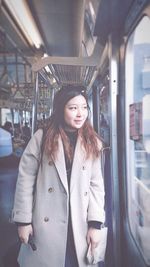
[[12, 129, 43, 223], [87, 152, 105, 224]]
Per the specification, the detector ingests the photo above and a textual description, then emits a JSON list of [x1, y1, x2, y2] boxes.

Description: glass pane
[[99, 72, 110, 146], [125, 16, 150, 265]]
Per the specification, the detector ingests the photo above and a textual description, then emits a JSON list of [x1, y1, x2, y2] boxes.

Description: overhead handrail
[[32, 40, 103, 72]]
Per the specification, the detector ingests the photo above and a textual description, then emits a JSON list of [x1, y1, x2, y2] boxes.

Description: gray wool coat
[[12, 129, 105, 267]]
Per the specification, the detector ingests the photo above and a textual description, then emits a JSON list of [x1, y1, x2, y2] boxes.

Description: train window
[[1, 108, 12, 125], [125, 16, 150, 265], [99, 73, 110, 146]]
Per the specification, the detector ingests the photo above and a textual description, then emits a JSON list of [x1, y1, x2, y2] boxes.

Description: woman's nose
[[77, 108, 82, 116]]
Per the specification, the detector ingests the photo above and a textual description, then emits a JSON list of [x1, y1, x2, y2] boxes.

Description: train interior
[[0, 0, 150, 267]]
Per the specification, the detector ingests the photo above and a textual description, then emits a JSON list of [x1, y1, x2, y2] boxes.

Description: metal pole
[[108, 33, 120, 267], [31, 72, 39, 136], [50, 87, 55, 115]]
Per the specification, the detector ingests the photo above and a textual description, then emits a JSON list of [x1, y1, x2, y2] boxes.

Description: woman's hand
[[87, 228, 101, 254], [18, 224, 33, 244]]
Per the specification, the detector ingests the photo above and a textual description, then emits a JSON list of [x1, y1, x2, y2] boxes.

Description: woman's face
[[64, 95, 88, 131]]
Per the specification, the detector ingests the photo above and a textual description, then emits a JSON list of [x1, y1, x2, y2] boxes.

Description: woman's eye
[[69, 106, 77, 110], [82, 106, 88, 110], [68, 105, 87, 110]]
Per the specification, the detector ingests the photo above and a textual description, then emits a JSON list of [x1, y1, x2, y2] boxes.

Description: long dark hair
[[42, 85, 102, 162]]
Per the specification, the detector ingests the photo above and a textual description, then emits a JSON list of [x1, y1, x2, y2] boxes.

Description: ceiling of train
[[1, 0, 87, 57], [0, 0, 102, 114], [0, 0, 134, 115]]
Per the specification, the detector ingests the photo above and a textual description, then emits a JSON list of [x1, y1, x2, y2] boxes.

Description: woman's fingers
[[18, 224, 33, 244], [87, 227, 101, 253]]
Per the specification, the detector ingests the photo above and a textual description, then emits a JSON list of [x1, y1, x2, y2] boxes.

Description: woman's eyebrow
[[67, 104, 87, 107], [66, 104, 77, 107]]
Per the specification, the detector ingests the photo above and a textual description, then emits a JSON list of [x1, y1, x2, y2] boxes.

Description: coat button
[[48, 187, 54, 193], [44, 217, 49, 222], [82, 166, 86, 170], [84, 192, 88, 196]]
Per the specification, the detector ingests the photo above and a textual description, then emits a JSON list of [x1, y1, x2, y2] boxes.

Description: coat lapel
[[54, 136, 68, 195]]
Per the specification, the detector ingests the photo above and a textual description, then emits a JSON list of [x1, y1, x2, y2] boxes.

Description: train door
[[119, 2, 150, 267]]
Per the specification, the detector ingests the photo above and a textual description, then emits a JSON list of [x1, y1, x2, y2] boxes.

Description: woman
[[12, 85, 105, 267]]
